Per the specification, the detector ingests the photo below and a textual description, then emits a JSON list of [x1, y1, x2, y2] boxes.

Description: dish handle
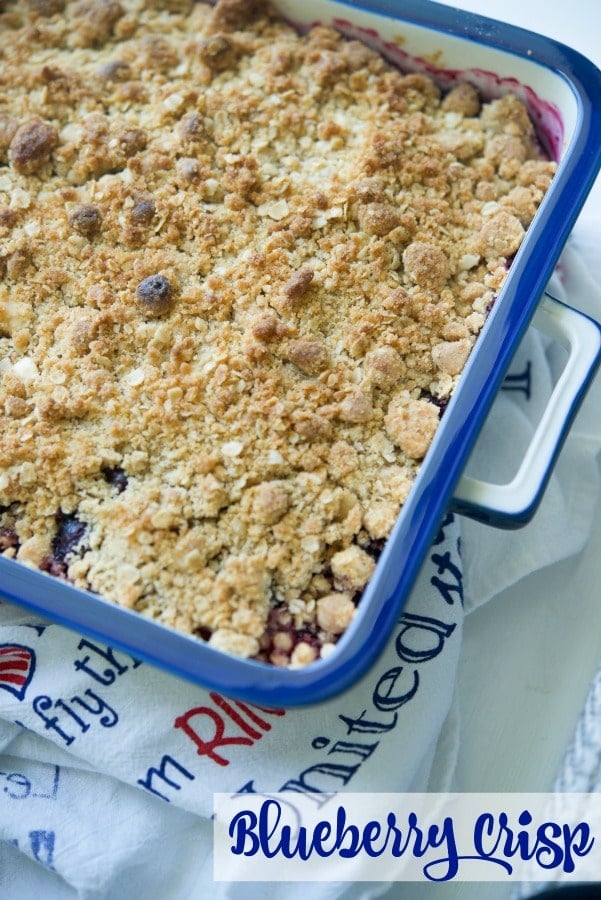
[[450, 292, 601, 528]]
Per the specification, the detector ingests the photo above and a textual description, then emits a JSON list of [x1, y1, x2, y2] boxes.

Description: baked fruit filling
[[0, 0, 555, 666]]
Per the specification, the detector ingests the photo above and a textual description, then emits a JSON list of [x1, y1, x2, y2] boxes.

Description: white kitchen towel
[[513, 561, 601, 900], [0, 513, 464, 900], [0, 231, 600, 900]]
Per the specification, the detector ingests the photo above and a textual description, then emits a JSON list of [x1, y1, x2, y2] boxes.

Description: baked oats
[[0, 0, 555, 665]]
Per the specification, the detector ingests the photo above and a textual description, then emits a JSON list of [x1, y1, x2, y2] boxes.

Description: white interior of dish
[[273, 0, 579, 162]]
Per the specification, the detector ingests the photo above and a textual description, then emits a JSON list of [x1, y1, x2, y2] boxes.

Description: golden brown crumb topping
[[0, 0, 555, 664]]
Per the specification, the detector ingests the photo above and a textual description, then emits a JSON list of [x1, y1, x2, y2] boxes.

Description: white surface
[[384, 1, 601, 898]]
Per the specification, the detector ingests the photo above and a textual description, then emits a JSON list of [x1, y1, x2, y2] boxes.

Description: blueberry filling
[[0, 506, 20, 554], [363, 537, 386, 560], [485, 295, 498, 315], [194, 626, 213, 642], [420, 390, 448, 416], [39, 556, 69, 578], [52, 512, 87, 561], [257, 602, 325, 665], [0, 526, 19, 553], [40, 512, 87, 579], [102, 466, 128, 493]]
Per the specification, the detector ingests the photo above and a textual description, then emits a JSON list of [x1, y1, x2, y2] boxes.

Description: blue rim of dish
[[2, 0, 601, 706]]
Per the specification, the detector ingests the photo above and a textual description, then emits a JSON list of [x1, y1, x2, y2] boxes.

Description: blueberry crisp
[[0, 0, 555, 665]]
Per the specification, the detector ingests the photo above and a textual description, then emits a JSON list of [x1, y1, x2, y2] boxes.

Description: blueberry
[[420, 390, 448, 417], [69, 204, 102, 237], [52, 512, 87, 563], [363, 538, 386, 560], [194, 626, 213, 642], [130, 198, 156, 226], [102, 466, 128, 493], [135, 274, 174, 317]]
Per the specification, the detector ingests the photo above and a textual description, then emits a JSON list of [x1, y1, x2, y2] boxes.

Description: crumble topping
[[0, 0, 555, 665]]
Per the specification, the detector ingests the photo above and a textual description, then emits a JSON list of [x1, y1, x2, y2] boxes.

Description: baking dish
[[1, 0, 600, 706]]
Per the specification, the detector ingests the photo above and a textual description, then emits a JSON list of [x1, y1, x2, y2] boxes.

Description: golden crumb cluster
[[0, 0, 555, 665]]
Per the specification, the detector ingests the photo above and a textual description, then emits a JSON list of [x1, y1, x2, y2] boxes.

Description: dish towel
[[0, 226, 600, 899], [513, 654, 601, 900], [512, 217, 601, 900]]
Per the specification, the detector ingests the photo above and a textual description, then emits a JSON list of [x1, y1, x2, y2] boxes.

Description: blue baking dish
[[1, 0, 601, 705]]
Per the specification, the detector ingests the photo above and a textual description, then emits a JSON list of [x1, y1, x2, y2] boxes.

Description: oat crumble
[[0, 0, 555, 665]]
